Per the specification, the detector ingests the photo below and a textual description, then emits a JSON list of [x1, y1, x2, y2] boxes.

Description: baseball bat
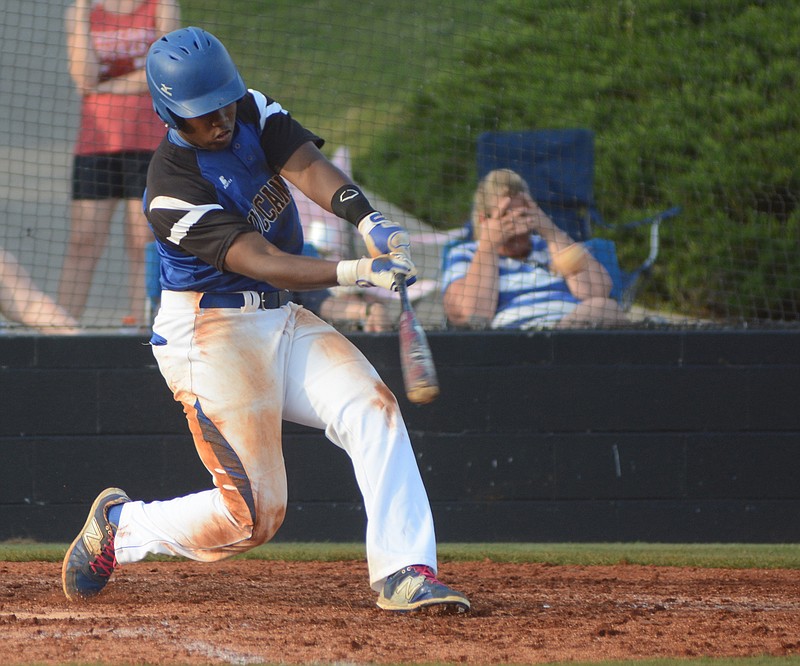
[[397, 278, 440, 405]]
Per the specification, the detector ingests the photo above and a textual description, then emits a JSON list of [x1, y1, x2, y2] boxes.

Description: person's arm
[[93, 0, 182, 95], [280, 142, 411, 259], [65, 0, 100, 95], [224, 232, 340, 290], [223, 231, 414, 293], [279, 142, 353, 213], [443, 241, 502, 328], [443, 197, 513, 327], [524, 194, 613, 300], [68, 0, 182, 96], [155, 0, 182, 38], [556, 243, 613, 301]]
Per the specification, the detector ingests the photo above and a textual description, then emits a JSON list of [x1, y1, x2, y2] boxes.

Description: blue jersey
[[144, 90, 323, 293]]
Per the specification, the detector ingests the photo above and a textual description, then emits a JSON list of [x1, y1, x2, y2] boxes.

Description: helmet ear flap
[[171, 112, 187, 131], [152, 101, 178, 129], [151, 94, 192, 130]]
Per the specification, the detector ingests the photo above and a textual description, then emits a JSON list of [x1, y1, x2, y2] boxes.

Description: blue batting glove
[[357, 212, 411, 259]]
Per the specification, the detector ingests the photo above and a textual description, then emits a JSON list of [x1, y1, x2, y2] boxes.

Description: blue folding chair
[[454, 129, 681, 309]]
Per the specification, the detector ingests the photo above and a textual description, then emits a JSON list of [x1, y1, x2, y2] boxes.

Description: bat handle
[[397, 276, 411, 311]]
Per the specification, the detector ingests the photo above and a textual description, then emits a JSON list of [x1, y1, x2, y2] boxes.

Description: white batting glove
[[336, 253, 417, 292], [357, 212, 411, 259]]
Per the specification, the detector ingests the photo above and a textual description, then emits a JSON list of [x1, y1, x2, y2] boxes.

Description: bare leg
[[58, 199, 117, 319], [0, 248, 79, 333]]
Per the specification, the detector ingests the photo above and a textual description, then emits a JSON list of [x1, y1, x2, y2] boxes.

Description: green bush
[[357, 0, 800, 320]]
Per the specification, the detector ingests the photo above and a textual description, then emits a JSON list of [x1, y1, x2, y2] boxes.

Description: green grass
[[6, 541, 800, 569], [180, 0, 483, 159]]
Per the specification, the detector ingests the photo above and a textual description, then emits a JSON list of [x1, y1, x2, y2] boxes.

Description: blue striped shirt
[[441, 235, 580, 329]]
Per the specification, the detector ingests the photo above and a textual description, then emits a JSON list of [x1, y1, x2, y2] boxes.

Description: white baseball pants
[[114, 290, 437, 591]]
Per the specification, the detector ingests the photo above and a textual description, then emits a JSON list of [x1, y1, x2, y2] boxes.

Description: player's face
[[178, 102, 237, 151]]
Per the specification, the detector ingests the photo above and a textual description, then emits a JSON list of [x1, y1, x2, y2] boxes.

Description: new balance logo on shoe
[[394, 574, 425, 603], [82, 518, 105, 556], [62, 488, 131, 602]]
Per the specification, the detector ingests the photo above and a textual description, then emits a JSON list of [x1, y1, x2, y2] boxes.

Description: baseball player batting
[[61, 26, 470, 614]]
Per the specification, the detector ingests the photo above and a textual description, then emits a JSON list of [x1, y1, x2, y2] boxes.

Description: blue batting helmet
[[146, 27, 247, 128]]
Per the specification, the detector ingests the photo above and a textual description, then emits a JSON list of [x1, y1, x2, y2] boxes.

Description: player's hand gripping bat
[[397, 277, 440, 405]]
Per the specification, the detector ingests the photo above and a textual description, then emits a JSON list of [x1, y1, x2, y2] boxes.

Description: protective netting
[[2, 0, 797, 333]]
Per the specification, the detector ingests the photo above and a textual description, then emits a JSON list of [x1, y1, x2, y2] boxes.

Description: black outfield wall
[[1, 330, 798, 543]]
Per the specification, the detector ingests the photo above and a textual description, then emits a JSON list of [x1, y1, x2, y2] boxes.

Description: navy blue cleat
[[62, 487, 130, 601], [377, 565, 470, 613]]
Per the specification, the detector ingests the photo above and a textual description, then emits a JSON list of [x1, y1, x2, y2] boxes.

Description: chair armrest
[[590, 205, 682, 232], [589, 204, 682, 273]]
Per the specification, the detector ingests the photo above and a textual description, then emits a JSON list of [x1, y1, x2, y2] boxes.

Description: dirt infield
[[1, 560, 799, 665]]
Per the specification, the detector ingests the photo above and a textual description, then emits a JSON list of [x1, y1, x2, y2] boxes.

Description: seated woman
[[442, 169, 628, 330]]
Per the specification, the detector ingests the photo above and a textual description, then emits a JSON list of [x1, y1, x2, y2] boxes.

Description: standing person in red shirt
[[58, 0, 180, 327]]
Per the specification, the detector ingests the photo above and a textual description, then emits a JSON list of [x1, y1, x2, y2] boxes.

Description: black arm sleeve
[[330, 184, 376, 225]]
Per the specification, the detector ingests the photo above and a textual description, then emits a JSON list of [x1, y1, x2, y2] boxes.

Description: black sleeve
[[237, 93, 324, 173], [145, 140, 255, 271]]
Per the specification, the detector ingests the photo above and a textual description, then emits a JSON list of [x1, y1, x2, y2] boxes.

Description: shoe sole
[[61, 487, 128, 601], [377, 597, 471, 613]]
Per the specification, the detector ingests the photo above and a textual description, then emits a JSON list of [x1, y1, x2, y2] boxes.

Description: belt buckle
[[259, 291, 272, 310]]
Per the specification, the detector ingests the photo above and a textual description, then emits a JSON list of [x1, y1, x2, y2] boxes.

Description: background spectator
[[58, 0, 180, 327], [442, 168, 628, 330]]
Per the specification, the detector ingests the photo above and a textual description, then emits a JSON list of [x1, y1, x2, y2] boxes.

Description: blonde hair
[[472, 169, 530, 228]]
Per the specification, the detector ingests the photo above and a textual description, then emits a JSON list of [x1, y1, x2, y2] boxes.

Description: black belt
[[198, 291, 284, 310]]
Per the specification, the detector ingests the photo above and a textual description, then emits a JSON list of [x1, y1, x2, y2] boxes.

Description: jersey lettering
[[247, 175, 293, 233]]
